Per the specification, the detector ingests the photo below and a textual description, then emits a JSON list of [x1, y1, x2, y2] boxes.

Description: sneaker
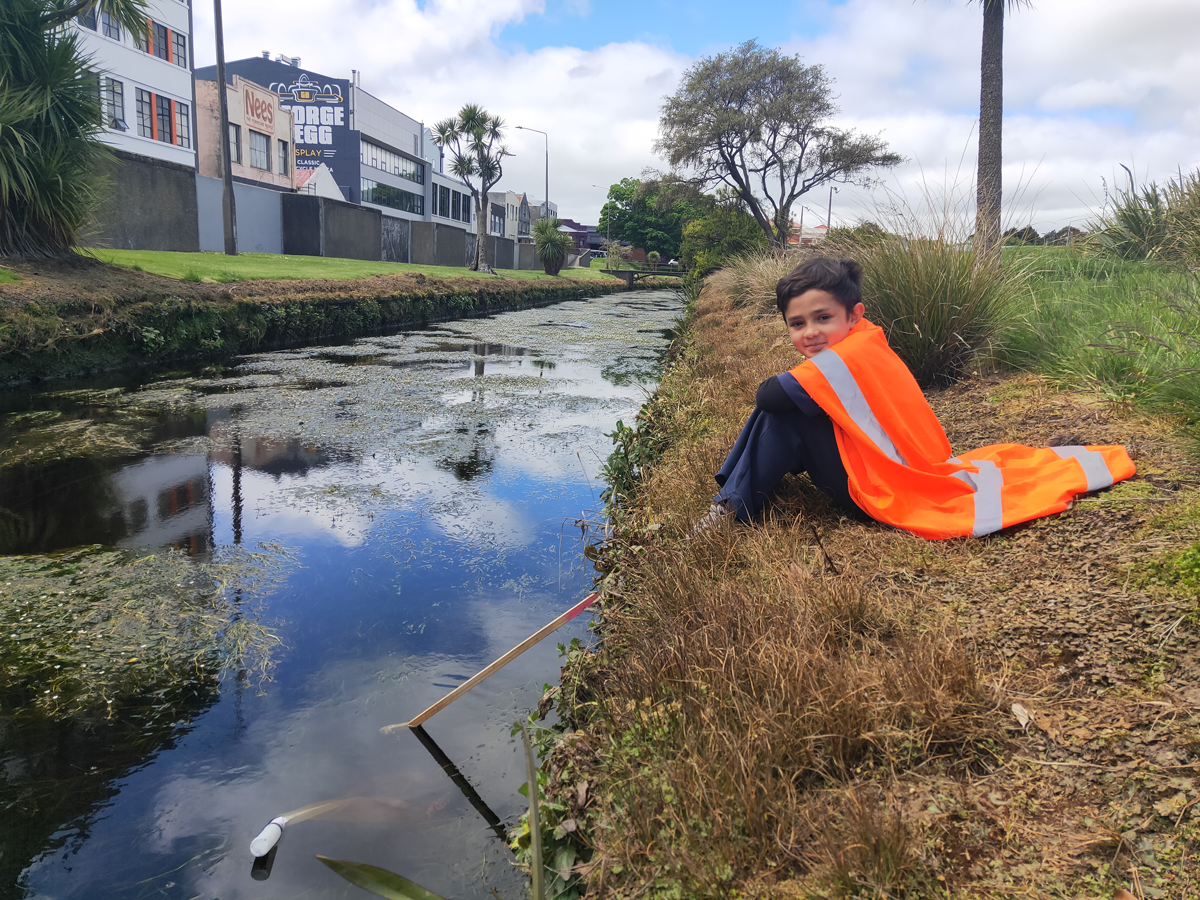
[[691, 500, 735, 536]]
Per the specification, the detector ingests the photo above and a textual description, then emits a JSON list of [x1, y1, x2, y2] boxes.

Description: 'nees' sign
[[243, 84, 275, 132]]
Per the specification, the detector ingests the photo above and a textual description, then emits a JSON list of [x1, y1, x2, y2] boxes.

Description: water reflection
[[0, 291, 683, 900]]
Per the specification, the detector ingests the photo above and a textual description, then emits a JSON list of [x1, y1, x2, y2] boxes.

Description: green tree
[[973, 1, 1029, 262], [433, 105, 511, 273], [0, 0, 147, 257], [597, 177, 696, 260], [656, 40, 901, 251], [679, 198, 768, 275]]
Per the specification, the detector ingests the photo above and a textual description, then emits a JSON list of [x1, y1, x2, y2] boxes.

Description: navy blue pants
[[714, 408, 862, 523]]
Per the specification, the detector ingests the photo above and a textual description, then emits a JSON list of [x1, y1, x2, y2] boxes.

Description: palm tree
[[0, 0, 147, 257], [432, 105, 511, 274], [974, 0, 1029, 262]]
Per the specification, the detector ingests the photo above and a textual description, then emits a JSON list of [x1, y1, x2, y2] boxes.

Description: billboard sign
[[241, 79, 277, 133], [267, 70, 359, 201]]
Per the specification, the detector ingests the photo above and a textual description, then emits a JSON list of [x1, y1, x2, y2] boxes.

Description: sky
[[191, 0, 1200, 232]]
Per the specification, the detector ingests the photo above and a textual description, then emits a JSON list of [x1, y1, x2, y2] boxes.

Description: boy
[[698, 257, 1135, 540]]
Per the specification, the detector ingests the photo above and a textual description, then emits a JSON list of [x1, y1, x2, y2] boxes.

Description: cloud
[[192, 0, 1198, 231]]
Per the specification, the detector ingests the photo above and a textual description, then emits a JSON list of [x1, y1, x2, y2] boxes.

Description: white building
[[72, 0, 197, 168]]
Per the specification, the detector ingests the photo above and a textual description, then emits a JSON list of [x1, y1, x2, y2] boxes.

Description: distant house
[[788, 223, 827, 245], [557, 218, 590, 252]]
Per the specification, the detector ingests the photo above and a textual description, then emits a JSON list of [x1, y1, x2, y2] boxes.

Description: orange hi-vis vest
[[785, 318, 1136, 540]]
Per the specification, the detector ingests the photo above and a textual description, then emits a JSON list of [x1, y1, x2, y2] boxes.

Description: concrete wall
[[381, 215, 410, 263], [87, 150, 199, 252], [465, 232, 477, 267], [323, 199, 382, 261], [411, 222, 470, 267], [517, 243, 537, 271], [434, 224, 466, 268], [281, 194, 322, 257], [410, 221, 435, 265], [197, 176, 284, 253]]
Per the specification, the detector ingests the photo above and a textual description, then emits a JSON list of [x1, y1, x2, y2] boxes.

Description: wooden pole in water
[[380, 591, 599, 733]]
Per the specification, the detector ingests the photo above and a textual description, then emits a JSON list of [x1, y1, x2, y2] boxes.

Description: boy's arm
[[756, 374, 823, 417]]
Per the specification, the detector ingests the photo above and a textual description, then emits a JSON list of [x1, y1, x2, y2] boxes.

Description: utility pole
[[827, 185, 838, 232], [213, 0, 237, 255], [516, 126, 549, 218]]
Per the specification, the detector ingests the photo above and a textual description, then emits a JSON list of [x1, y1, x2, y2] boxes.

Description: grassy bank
[[87, 248, 615, 282], [1007, 247, 1200, 425], [0, 255, 628, 384], [540, 272, 1200, 898]]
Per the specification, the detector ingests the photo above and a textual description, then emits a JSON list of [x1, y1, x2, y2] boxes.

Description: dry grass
[[551, 279, 1200, 899]]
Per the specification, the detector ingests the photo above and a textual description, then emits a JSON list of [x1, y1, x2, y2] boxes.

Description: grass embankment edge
[[528, 275, 1200, 899], [0, 256, 672, 385]]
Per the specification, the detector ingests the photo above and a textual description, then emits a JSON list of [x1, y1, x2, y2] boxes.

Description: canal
[[0, 290, 681, 900]]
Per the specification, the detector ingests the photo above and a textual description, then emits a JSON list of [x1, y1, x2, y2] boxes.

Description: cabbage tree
[[433, 105, 511, 274], [0, 0, 147, 257], [973, 0, 1030, 262], [532, 217, 571, 276]]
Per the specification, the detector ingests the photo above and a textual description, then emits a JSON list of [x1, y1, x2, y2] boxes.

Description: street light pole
[[515, 126, 548, 218], [827, 185, 839, 232], [213, 0, 237, 255]]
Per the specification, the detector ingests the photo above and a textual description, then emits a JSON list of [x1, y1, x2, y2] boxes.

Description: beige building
[[196, 75, 295, 190]]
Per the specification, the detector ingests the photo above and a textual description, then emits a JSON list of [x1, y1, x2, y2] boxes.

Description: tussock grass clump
[[724, 233, 1029, 386], [1088, 167, 1200, 264]]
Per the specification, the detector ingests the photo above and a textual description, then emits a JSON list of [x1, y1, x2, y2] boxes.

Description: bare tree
[[433, 105, 511, 274], [655, 40, 901, 250]]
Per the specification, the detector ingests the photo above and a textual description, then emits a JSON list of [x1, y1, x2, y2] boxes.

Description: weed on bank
[[538, 274, 1200, 899]]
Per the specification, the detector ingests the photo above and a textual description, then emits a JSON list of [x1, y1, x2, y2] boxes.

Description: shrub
[[1088, 167, 1200, 264], [533, 217, 573, 275]]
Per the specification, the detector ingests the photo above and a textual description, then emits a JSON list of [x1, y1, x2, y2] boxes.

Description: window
[[438, 185, 451, 218], [155, 95, 172, 142], [491, 204, 504, 236], [153, 22, 170, 60], [135, 88, 153, 138], [278, 140, 289, 176], [249, 130, 270, 170], [462, 201, 470, 224], [101, 12, 121, 39], [360, 140, 423, 184], [172, 31, 187, 67], [174, 101, 190, 148], [101, 78, 126, 130], [361, 179, 423, 214], [228, 123, 241, 164], [134, 26, 147, 51], [451, 191, 461, 221], [77, 9, 97, 29]]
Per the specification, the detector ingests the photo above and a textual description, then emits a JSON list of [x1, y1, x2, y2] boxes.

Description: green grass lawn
[[1003, 245, 1200, 423], [82, 249, 618, 283], [0, 268, 24, 284]]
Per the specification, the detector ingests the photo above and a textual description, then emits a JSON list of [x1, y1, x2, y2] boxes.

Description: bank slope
[[541, 276, 1200, 899]]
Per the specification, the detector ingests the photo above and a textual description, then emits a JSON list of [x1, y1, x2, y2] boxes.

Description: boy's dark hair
[[775, 257, 864, 317]]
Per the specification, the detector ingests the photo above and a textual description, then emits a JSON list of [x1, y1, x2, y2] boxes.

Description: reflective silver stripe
[[809, 349, 907, 466], [972, 459, 1004, 536], [1052, 445, 1114, 492]]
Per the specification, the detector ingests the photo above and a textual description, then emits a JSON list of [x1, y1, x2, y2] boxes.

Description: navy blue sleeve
[[756, 373, 822, 417]]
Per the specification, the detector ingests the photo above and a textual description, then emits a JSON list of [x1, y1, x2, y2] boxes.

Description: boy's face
[[783, 289, 865, 358]]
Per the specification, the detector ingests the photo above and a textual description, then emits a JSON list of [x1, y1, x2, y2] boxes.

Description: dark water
[[0, 291, 681, 900]]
